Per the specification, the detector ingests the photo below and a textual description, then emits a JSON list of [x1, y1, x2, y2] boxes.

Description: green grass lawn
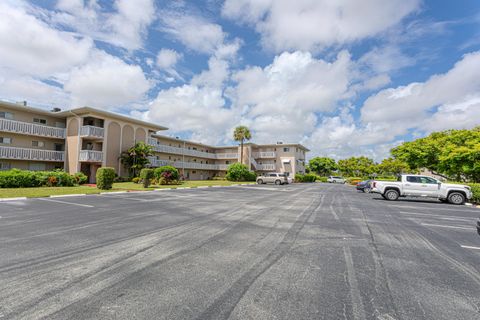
[[0, 180, 254, 198]]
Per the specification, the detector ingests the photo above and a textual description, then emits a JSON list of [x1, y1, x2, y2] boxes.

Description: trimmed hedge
[[74, 172, 88, 185], [225, 163, 256, 182], [467, 183, 480, 204], [140, 168, 154, 188], [96, 167, 116, 190], [154, 166, 180, 185], [0, 169, 77, 188]]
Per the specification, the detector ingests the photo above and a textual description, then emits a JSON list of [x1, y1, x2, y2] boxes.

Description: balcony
[[147, 157, 171, 168], [215, 153, 238, 159], [79, 150, 103, 162], [0, 146, 64, 162], [252, 152, 276, 158], [173, 161, 219, 170], [80, 126, 104, 139], [256, 164, 276, 171], [0, 118, 65, 139], [149, 143, 217, 159], [217, 164, 229, 170]]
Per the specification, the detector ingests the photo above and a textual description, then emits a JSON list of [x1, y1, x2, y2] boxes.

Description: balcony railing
[[0, 146, 64, 162], [217, 164, 229, 170], [215, 153, 238, 159], [0, 118, 65, 139], [80, 125, 104, 139], [79, 150, 103, 162], [173, 161, 219, 170], [256, 164, 276, 171], [147, 157, 171, 168], [150, 143, 217, 159], [252, 152, 276, 158]]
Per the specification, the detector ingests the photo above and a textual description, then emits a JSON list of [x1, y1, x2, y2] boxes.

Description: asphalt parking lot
[[1, 183, 479, 320]]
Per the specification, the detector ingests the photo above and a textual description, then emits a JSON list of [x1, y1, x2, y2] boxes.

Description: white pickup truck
[[371, 174, 472, 205]]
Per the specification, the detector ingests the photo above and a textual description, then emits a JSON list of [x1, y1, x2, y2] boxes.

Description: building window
[[32, 141, 45, 148], [0, 162, 11, 170], [283, 147, 290, 152], [33, 118, 47, 124], [192, 171, 196, 174], [54, 143, 63, 151], [29, 163, 46, 171], [0, 137, 12, 144], [0, 112, 14, 120], [226, 161, 230, 164]]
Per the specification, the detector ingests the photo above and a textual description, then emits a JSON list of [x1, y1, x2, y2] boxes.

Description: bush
[[295, 173, 317, 183], [140, 168, 154, 188], [154, 166, 179, 185], [0, 169, 78, 188], [468, 183, 480, 204], [96, 167, 116, 190], [316, 176, 328, 183], [132, 177, 141, 184], [74, 172, 88, 185], [225, 163, 256, 182]]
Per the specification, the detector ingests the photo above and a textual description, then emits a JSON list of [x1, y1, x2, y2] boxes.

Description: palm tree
[[233, 126, 252, 165], [119, 141, 154, 177]]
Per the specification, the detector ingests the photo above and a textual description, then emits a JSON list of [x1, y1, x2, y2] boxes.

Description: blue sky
[[0, 0, 479, 160]]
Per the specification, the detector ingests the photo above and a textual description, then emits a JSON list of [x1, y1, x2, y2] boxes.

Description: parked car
[[477, 218, 480, 236], [327, 176, 346, 184], [356, 180, 372, 193], [371, 174, 472, 205], [256, 173, 289, 185]]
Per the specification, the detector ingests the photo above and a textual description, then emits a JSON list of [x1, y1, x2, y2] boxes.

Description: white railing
[[173, 161, 219, 170], [257, 164, 276, 171], [215, 153, 238, 159], [217, 164, 229, 170], [150, 144, 217, 159], [148, 138, 158, 145], [252, 152, 276, 158], [147, 157, 171, 168], [80, 125, 104, 138], [0, 118, 65, 139], [0, 146, 64, 161], [79, 150, 103, 162]]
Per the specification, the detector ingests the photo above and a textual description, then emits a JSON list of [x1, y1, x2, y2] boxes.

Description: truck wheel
[[275, 180, 281, 185], [257, 179, 263, 185], [448, 192, 465, 205], [364, 187, 371, 193], [384, 189, 399, 201]]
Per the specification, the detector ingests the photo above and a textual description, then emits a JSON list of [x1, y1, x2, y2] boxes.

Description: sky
[[0, 0, 479, 160]]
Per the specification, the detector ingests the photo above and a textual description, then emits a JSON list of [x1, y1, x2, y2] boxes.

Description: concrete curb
[[50, 194, 86, 198], [0, 197, 28, 202], [101, 191, 129, 195]]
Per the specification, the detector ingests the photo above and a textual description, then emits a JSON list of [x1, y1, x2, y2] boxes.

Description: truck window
[[419, 177, 438, 184], [406, 176, 419, 183]]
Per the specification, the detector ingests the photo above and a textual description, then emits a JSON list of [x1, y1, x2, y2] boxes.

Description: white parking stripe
[[38, 198, 94, 208], [460, 245, 480, 250], [420, 223, 475, 230], [400, 212, 473, 221], [389, 204, 479, 212]]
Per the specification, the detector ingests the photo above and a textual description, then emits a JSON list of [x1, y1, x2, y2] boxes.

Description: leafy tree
[[120, 142, 154, 177], [377, 158, 410, 176], [337, 156, 376, 177], [308, 157, 337, 176], [233, 126, 251, 166], [391, 127, 480, 182]]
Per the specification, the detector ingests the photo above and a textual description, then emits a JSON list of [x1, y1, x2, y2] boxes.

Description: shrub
[[468, 183, 480, 204], [316, 176, 328, 183], [74, 172, 88, 185], [132, 177, 141, 184], [96, 167, 116, 190], [140, 168, 154, 188], [154, 166, 180, 185], [295, 173, 316, 183], [0, 169, 76, 188], [225, 163, 256, 182]]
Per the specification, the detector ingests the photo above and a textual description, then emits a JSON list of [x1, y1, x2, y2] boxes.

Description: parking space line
[[420, 223, 475, 230], [38, 198, 94, 208], [460, 245, 480, 250], [400, 212, 473, 221], [389, 204, 479, 212]]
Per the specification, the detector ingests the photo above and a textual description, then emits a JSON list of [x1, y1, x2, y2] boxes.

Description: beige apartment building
[[0, 100, 308, 182]]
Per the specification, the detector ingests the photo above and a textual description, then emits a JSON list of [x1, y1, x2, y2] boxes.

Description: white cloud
[[0, 76, 68, 107], [64, 51, 151, 108], [426, 96, 480, 132], [156, 49, 182, 69], [0, 2, 92, 77], [359, 45, 415, 74], [361, 51, 480, 123], [222, 0, 420, 52], [54, 0, 155, 50], [159, 12, 226, 54]]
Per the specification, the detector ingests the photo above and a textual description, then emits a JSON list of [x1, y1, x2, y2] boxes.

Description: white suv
[[327, 176, 346, 184], [256, 173, 289, 185]]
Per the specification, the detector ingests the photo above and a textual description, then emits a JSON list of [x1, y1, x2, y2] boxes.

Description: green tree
[[120, 141, 154, 177], [308, 157, 337, 176], [337, 156, 376, 177], [225, 163, 256, 181], [233, 126, 252, 165], [377, 158, 410, 176]]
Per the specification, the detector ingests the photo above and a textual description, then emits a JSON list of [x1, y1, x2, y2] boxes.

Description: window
[[55, 122, 66, 128], [54, 143, 63, 151], [29, 163, 46, 171], [406, 176, 419, 183], [0, 137, 12, 144], [226, 161, 230, 164], [33, 118, 47, 124], [419, 176, 438, 184], [283, 147, 290, 152], [32, 141, 45, 148], [0, 112, 14, 120], [0, 162, 11, 170]]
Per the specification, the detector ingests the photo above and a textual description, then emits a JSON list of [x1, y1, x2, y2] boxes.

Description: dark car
[[477, 218, 480, 236], [356, 180, 372, 193]]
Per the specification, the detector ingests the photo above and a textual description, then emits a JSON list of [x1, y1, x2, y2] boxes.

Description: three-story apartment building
[[0, 100, 308, 182]]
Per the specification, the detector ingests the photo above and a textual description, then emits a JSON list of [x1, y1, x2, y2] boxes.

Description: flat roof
[[0, 100, 66, 119]]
